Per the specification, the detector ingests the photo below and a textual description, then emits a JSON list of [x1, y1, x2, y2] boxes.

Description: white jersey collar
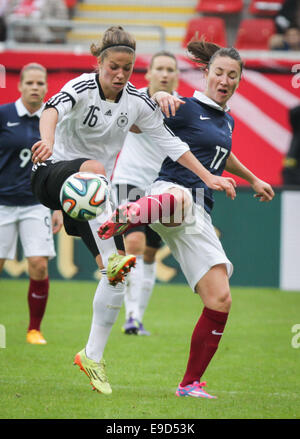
[[193, 90, 230, 113], [15, 98, 44, 118], [143, 87, 179, 98]]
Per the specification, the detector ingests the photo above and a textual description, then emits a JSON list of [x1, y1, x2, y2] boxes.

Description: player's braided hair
[[90, 26, 136, 59], [187, 37, 244, 77]]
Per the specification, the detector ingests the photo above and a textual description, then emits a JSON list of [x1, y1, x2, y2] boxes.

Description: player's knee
[[196, 281, 232, 312], [28, 257, 48, 280], [125, 231, 146, 255], [216, 288, 232, 312], [79, 159, 106, 176]]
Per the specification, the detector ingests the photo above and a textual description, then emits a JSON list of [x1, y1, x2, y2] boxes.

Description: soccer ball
[[60, 172, 109, 221]]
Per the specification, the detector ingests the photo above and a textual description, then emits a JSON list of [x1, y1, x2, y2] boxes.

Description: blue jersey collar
[[193, 91, 230, 113]]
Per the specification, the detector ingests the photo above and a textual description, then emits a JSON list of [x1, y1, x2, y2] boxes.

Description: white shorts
[[147, 181, 233, 291], [0, 204, 56, 260]]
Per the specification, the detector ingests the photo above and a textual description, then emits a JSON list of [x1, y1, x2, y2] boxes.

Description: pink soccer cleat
[[97, 202, 140, 240], [176, 381, 217, 399]]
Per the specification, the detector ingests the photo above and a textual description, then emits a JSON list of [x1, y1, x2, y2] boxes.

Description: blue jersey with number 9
[[0, 102, 40, 206]]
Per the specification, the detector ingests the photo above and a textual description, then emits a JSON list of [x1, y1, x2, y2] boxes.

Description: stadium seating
[[248, 0, 284, 16], [235, 18, 276, 49], [196, 0, 243, 14], [182, 17, 227, 48], [64, 0, 78, 8]]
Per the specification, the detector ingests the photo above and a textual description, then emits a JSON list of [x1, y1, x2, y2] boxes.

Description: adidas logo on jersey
[[104, 110, 112, 116]]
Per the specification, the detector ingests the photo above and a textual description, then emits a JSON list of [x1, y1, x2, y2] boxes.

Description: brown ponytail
[[90, 26, 136, 59], [187, 38, 221, 70], [187, 37, 244, 75]]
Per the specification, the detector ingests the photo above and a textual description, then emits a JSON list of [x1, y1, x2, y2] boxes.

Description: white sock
[[124, 255, 144, 320], [137, 261, 157, 322], [85, 274, 125, 362]]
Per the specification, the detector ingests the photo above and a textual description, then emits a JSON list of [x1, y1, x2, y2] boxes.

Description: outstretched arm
[[152, 91, 185, 118], [178, 151, 237, 200], [225, 152, 275, 202]]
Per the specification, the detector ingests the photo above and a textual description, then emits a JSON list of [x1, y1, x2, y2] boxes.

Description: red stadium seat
[[235, 18, 276, 49], [182, 17, 227, 48], [196, 0, 243, 14], [64, 0, 78, 8], [249, 0, 284, 16]]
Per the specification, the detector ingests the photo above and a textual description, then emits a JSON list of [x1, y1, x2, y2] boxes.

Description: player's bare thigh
[[79, 160, 106, 176], [195, 264, 232, 313]]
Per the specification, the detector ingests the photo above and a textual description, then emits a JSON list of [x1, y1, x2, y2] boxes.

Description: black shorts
[[31, 158, 88, 211], [31, 159, 124, 257], [115, 183, 162, 249]]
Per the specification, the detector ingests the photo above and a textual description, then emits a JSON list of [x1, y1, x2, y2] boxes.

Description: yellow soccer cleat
[[73, 349, 112, 395], [106, 253, 136, 286], [26, 329, 47, 345]]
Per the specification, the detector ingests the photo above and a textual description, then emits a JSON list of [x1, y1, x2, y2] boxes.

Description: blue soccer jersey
[[157, 91, 234, 213], [0, 99, 43, 206]]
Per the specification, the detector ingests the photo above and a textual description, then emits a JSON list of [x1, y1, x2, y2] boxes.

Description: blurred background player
[[274, 0, 300, 35], [0, 62, 63, 344], [269, 26, 300, 51], [112, 51, 180, 336]]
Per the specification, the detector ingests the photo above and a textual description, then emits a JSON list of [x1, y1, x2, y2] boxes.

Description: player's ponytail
[[187, 38, 221, 69], [90, 26, 136, 59], [187, 37, 243, 76]]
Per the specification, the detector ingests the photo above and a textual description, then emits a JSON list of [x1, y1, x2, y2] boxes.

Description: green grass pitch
[[0, 279, 300, 419]]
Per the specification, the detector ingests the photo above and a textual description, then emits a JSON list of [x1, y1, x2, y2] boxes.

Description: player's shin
[[124, 254, 144, 320], [137, 261, 157, 322], [123, 254, 144, 334], [85, 274, 125, 362], [180, 307, 229, 387]]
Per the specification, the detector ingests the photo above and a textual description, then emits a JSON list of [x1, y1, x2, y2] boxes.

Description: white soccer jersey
[[47, 73, 189, 180], [112, 88, 180, 190]]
